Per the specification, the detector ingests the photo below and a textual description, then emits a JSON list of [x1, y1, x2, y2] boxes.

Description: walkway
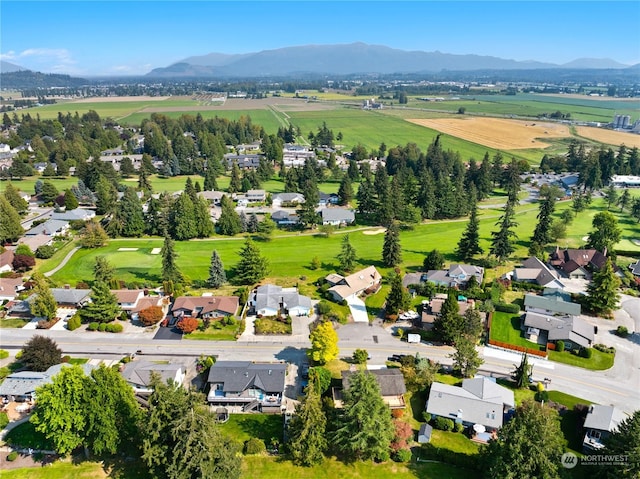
[[346, 296, 369, 323], [44, 246, 80, 277]]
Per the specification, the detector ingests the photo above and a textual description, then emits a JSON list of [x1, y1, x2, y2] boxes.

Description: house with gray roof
[[510, 256, 566, 289], [224, 153, 262, 169], [120, 361, 186, 394], [250, 284, 311, 317], [0, 363, 96, 402], [424, 264, 484, 289], [25, 219, 69, 237], [335, 369, 407, 409], [51, 208, 96, 222], [320, 207, 355, 226], [50, 288, 92, 308], [522, 311, 594, 350], [426, 376, 515, 432], [272, 192, 305, 208], [206, 361, 287, 412], [583, 405, 627, 452], [271, 210, 299, 226], [524, 292, 581, 316]]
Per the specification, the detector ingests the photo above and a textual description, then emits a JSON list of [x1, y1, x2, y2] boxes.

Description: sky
[[1, 1, 640, 76]]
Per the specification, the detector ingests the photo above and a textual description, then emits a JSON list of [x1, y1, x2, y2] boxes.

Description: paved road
[[2, 321, 638, 414]]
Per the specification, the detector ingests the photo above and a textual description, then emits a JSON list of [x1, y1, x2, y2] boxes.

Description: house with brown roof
[[112, 289, 145, 313], [421, 294, 482, 330], [325, 266, 382, 302], [0, 250, 15, 274], [549, 247, 608, 279], [171, 295, 239, 320], [509, 256, 566, 289], [0, 277, 24, 301]]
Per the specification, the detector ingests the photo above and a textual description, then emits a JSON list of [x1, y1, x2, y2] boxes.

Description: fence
[[488, 339, 548, 358]]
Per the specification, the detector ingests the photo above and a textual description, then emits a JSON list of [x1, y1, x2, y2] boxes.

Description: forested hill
[[0, 70, 88, 89]]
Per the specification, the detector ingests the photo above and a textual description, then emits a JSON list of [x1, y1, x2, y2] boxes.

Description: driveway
[[346, 296, 369, 323]]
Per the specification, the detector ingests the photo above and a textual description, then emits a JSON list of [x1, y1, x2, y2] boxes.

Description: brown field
[[575, 126, 640, 148], [407, 117, 570, 149], [73, 95, 172, 103]]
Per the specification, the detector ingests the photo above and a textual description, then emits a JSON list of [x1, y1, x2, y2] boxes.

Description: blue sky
[[2, 1, 639, 76]]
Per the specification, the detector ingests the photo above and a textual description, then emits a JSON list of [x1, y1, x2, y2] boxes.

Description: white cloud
[[0, 48, 81, 73]]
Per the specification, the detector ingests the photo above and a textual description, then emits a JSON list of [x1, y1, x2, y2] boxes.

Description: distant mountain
[[0, 60, 27, 73], [145, 42, 631, 78], [561, 58, 629, 69], [0, 70, 88, 88]]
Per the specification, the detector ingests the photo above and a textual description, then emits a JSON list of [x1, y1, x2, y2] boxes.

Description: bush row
[[494, 302, 520, 314], [87, 322, 123, 333]]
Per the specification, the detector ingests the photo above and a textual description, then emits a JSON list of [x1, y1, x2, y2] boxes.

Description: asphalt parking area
[[153, 326, 183, 340]]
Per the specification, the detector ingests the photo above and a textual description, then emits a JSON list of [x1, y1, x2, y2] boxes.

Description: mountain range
[[0, 60, 27, 73], [146, 42, 634, 78]]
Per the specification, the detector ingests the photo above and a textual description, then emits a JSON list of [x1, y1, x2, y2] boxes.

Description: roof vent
[[268, 370, 272, 375]]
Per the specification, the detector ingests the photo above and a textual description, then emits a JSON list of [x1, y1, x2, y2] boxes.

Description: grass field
[[218, 413, 283, 445]]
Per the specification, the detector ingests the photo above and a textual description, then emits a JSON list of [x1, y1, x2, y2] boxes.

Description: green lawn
[[430, 430, 480, 455], [0, 318, 30, 328], [4, 421, 54, 450], [254, 318, 292, 335], [548, 349, 615, 371], [242, 455, 472, 479], [489, 311, 544, 351], [218, 413, 283, 446], [184, 322, 241, 341]]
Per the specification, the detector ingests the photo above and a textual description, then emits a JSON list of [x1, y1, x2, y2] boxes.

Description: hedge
[[494, 302, 520, 314], [87, 322, 99, 331], [433, 416, 454, 431], [421, 444, 479, 470]]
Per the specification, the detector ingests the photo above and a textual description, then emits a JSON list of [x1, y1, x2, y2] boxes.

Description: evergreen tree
[[382, 222, 402, 267], [239, 211, 248, 233], [0, 196, 24, 243], [481, 401, 566, 479], [287, 383, 327, 466], [138, 168, 152, 195], [585, 259, 621, 318], [207, 250, 227, 288], [30, 274, 57, 320], [385, 273, 410, 316], [337, 234, 357, 273], [333, 370, 395, 461], [597, 410, 640, 479], [337, 175, 353, 206], [203, 163, 219, 191], [161, 236, 184, 286], [490, 198, 518, 262], [194, 196, 215, 238], [433, 290, 463, 344], [217, 195, 242, 236], [94, 175, 117, 215], [3, 183, 28, 213], [511, 353, 533, 389], [423, 249, 445, 271], [530, 194, 556, 248], [170, 193, 198, 240], [618, 189, 631, 212], [234, 238, 269, 285], [228, 163, 242, 193], [356, 178, 376, 214], [63, 189, 79, 210], [80, 281, 120, 323], [449, 334, 483, 378], [247, 213, 259, 233], [40, 180, 59, 205], [80, 220, 109, 248], [298, 179, 319, 227], [456, 198, 483, 262], [93, 255, 115, 284], [108, 187, 144, 237]]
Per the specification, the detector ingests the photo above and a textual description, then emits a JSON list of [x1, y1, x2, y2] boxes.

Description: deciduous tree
[[80, 220, 109, 248], [138, 306, 165, 326], [308, 321, 339, 365], [587, 211, 622, 259], [29, 274, 57, 321], [20, 335, 62, 371], [0, 196, 24, 243], [449, 335, 482, 378]]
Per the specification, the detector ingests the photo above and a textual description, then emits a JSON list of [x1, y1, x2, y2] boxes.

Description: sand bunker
[[150, 248, 161, 254], [117, 247, 139, 251], [363, 228, 386, 235]]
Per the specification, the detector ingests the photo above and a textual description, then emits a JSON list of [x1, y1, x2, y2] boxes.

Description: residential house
[[609, 175, 640, 188], [51, 208, 96, 222], [282, 146, 316, 167], [271, 210, 299, 226], [524, 292, 581, 316], [522, 311, 594, 349], [320, 207, 355, 226], [172, 295, 239, 320], [271, 192, 305, 208], [0, 250, 15, 274], [25, 219, 69, 237], [246, 189, 266, 203], [98, 153, 143, 172], [130, 296, 167, 321], [628, 259, 640, 278], [49, 287, 91, 308], [325, 266, 382, 302], [112, 289, 145, 314], [0, 277, 25, 302], [549, 247, 608, 279], [250, 284, 311, 317], [224, 153, 262, 169], [335, 369, 407, 409], [424, 264, 485, 289], [206, 361, 287, 413], [18, 234, 53, 252], [198, 190, 225, 205], [509, 256, 566, 289], [0, 363, 96, 402], [426, 376, 515, 432], [120, 360, 186, 394], [582, 405, 626, 452], [421, 294, 480, 331], [318, 192, 340, 206]]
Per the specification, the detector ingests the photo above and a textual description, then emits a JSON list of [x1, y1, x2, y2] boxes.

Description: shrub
[[593, 343, 615, 354], [35, 245, 56, 259], [454, 422, 464, 433], [352, 349, 369, 364], [393, 448, 412, 462], [67, 315, 82, 331], [556, 340, 565, 352], [494, 302, 520, 314], [535, 390, 549, 402], [243, 438, 266, 455], [98, 323, 107, 332], [225, 316, 237, 326], [316, 300, 332, 316], [0, 411, 9, 429], [138, 305, 165, 326], [0, 350, 8, 360], [392, 408, 404, 419], [434, 416, 454, 431], [616, 326, 629, 337], [422, 412, 432, 423], [581, 347, 593, 359], [62, 355, 71, 363], [7, 451, 18, 461], [176, 317, 199, 334], [88, 322, 99, 331], [106, 323, 123, 333]]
